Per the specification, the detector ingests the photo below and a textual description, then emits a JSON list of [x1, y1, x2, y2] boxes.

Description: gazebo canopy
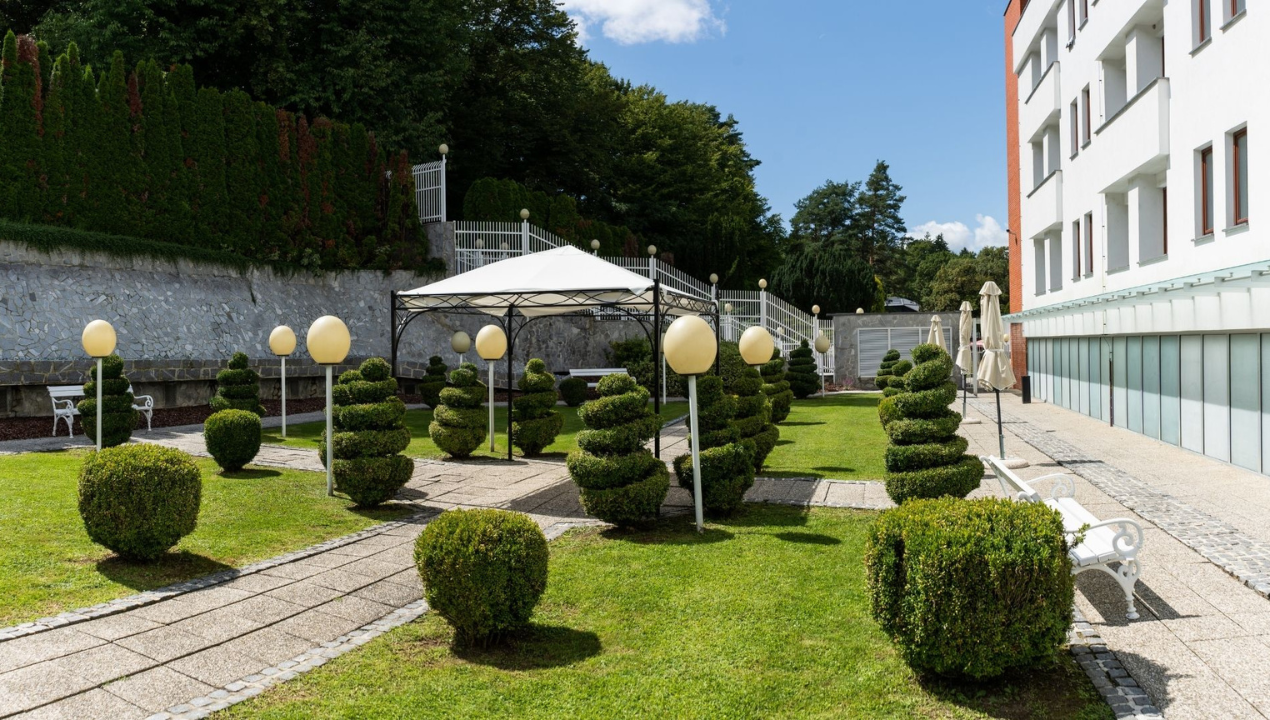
[[397, 246, 714, 318]]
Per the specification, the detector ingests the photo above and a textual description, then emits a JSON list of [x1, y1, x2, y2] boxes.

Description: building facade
[[1005, 0, 1270, 471]]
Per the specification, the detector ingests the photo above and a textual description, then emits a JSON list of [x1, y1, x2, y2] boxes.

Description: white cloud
[[908, 214, 1008, 254], [561, 0, 724, 45]]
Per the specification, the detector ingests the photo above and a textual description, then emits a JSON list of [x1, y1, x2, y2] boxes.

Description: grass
[[263, 402, 690, 461], [763, 394, 888, 480], [0, 450, 411, 626], [223, 505, 1111, 720]]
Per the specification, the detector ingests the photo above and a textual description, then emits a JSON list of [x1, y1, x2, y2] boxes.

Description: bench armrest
[[1021, 473, 1077, 500], [1073, 517, 1144, 558], [51, 398, 78, 412], [132, 395, 154, 409]]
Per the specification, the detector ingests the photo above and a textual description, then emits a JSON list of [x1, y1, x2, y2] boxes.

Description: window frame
[[1162, 186, 1169, 255], [1070, 101, 1080, 158], [1084, 211, 1094, 274], [1198, 0, 1210, 43], [1072, 218, 1082, 280], [1201, 146, 1215, 235], [1081, 87, 1092, 146], [1068, 0, 1077, 43], [1233, 129, 1249, 226]]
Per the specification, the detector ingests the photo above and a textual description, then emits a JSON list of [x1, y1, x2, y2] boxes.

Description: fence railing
[[412, 159, 446, 223]]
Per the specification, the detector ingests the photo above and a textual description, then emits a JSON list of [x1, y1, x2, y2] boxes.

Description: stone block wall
[[831, 311, 962, 390]]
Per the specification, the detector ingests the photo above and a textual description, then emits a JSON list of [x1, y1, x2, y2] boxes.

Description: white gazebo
[[391, 246, 719, 460]]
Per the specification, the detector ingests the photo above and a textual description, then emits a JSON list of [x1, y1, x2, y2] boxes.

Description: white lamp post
[[81, 320, 117, 452], [269, 326, 296, 439], [723, 302, 734, 342], [591, 239, 600, 255], [476, 325, 507, 452], [647, 244, 657, 281], [451, 331, 471, 364], [663, 315, 718, 533], [758, 278, 768, 330], [815, 332, 831, 398], [307, 316, 351, 496]]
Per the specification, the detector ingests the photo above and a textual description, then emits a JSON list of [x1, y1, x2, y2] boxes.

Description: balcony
[[1023, 170, 1063, 241], [1093, 78, 1170, 192], [1021, 61, 1061, 141], [1012, 0, 1062, 70]]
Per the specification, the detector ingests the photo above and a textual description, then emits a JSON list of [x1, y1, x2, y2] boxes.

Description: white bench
[[48, 385, 155, 437], [568, 368, 628, 389], [983, 455, 1143, 620]]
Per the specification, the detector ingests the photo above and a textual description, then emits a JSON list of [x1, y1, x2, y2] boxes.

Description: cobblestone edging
[[1069, 607, 1164, 719], [0, 512, 435, 644], [971, 399, 1270, 599]]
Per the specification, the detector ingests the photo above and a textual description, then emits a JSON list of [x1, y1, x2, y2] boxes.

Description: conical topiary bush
[[567, 373, 668, 527], [883, 359, 914, 397], [878, 343, 982, 504], [419, 356, 448, 409], [512, 359, 563, 456], [761, 349, 794, 423], [673, 375, 754, 515], [211, 352, 264, 416], [78, 354, 137, 447], [787, 340, 819, 399], [876, 349, 900, 390], [429, 362, 487, 458], [319, 357, 413, 507], [732, 365, 779, 472]]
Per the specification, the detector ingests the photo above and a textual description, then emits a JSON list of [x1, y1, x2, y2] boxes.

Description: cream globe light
[[451, 331, 471, 354], [709, 273, 718, 285], [647, 245, 657, 256], [439, 143, 449, 155], [591, 239, 600, 251], [815, 333, 831, 354], [724, 303, 733, 314], [307, 316, 350, 365], [476, 325, 507, 360], [812, 305, 821, 315], [758, 278, 768, 290], [739, 326, 774, 366], [856, 308, 865, 314], [269, 326, 296, 356], [520, 208, 530, 220], [81, 320, 117, 358], [663, 316, 717, 376]]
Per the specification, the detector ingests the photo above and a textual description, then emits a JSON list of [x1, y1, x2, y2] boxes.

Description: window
[[1068, 0, 1077, 43], [1081, 0, 1089, 26], [1201, 146, 1215, 235], [1070, 101, 1080, 157], [1197, 0, 1211, 44], [1072, 219, 1082, 280], [1085, 212, 1094, 274], [1230, 0, 1245, 21], [1234, 129, 1249, 225], [1163, 186, 1169, 255], [1082, 87, 1091, 144]]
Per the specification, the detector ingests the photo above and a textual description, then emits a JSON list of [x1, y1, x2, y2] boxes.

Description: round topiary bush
[[567, 373, 668, 527], [879, 343, 982, 504], [429, 362, 487, 458], [512, 359, 563, 456], [865, 497, 1074, 679], [319, 357, 412, 507], [414, 508, 549, 646], [203, 409, 261, 472], [78, 443, 202, 560], [786, 339, 819, 399], [731, 365, 778, 472], [761, 349, 794, 423], [77, 354, 137, 447], [419, 356, 449, 409], [210, 352, 264, 416], [558, 377, 588, 407], [875, 349, 900, 390], [672, 376, 753, 516]]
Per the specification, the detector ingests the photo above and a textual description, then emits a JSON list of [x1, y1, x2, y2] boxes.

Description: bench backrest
[[568, 368, 628, 378], [48, 385, 84, 399], [982, 455, 1042, 503]]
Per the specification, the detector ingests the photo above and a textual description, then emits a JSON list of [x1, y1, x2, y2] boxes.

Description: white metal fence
[[412, 159, 446, 223]]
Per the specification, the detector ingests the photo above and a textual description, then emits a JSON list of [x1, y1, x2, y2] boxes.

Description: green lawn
[[264, 402, 690, 461], [763, 394, 888, 480], [223, 505, 1110, 720], [0, 451, 411, 626]]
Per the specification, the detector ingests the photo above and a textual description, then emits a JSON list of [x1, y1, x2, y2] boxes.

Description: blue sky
[[563, 0, 1011, 253]]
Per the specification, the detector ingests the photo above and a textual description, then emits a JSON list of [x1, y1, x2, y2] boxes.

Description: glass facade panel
[[1230, 334, 1260, 472], [1180, 335, 1205, 453], [1143, 336, 1161, 440], [1113, 337, 1128, 428], [1203, 335, 1230, 462], [1128, 337, 1143, 433], [1161, 336, 1181, 446]]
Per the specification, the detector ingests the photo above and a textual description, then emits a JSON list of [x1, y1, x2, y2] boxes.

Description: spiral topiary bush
[[567, 373, 668, 527], [512, 359, 563, 456], [559, 377, 588, 407], [761, 349, 794, 423], [78, 443, 202, 560], [319, 357, 412, 507], [879, 343, 981, 504], [731, 365, 778, 472], [204, 409, 261, 472], [875, 349, 900, 390], [672, 375, 753, 516], [429, 362, 487, 458], [77, 354, 137, 447], [414, 508, 549, 647], [419, 356, 449, 409], [882, 359, 915, 397], [786, 340, 819, 399], [210, 352, 264, 416]]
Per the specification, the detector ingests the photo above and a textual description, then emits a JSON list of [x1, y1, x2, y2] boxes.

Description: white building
[[1006, 0, 1270, 471]]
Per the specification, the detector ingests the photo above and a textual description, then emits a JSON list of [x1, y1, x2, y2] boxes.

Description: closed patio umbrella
[[927, 315, 945, 351], [976, 281, 1026, 467], [955, 302, 981, 425]]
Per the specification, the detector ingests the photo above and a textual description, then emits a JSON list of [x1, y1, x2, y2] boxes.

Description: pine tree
[[43, 54, 69, 223], [787, 340, 820, 399], [137, 59, 184, 241], [253, 101, 285, 259], [92, 51, 139, 234], [191, 85, 228, 246], [222, 89, 261, 253], [0, 32, 44, 223]]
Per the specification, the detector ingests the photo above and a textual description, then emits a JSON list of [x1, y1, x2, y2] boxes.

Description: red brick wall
[[1004, 0, 1027, 388]]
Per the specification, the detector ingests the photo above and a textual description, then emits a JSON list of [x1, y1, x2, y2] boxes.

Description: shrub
[[414, 508, 549, 647], [672, 375, 753, 515], [429, 363, 487, 458], [559, 377, 589, 407], [203, 409, 261, 472], [875, 349, 900, 390], [879, 344, 981, 504], [865, 497, 1074, 679], [761, 349, 794, 423], [567, 372, 668, 526], [730, 366, 778, 472], [512, 359, 563, 456], [716, 341, 750, 393], [77, 354, 137, 447], [786, 340, 819, 399], [210, 352, 264, 416], [78, 443, 202, 560], [419, 356, 448, 409], [319, 357, 412, 506]]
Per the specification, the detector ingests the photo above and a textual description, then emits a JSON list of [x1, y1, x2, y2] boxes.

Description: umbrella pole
[[962, 371, 968, 417], [996, 388, 1005, 459]]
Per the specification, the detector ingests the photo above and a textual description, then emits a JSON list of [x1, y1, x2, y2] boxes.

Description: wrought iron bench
[[47, 384, 155, 437], [567, 368, 629, 389]]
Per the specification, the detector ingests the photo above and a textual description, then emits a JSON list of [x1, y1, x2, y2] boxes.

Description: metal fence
[[412, 159, 446, 223]]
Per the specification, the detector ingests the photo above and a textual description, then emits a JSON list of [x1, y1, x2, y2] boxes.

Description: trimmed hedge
[[731, 366, 778, 472], [786, 339, 819, 399], [211, 352, 264, 416], [672, 375, 753, 515], [429, 363, 486, 458], [320, 357, 412, 507], [559, 377, 588, 407], [512, 359, 563, 456], [567, 372, 668, 527], [78, 443, 202, 560], [414, 508, 548, 647], [875, 349, 900, 390], [77, 354, 136, 447], [761, 348, 794, 423], [865, 498, 1074, 679], [203, 409, 262, 472], [419, 356, 448, 409]]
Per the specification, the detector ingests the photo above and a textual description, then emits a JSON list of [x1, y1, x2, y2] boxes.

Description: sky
[[561, 0, 1011, 254]]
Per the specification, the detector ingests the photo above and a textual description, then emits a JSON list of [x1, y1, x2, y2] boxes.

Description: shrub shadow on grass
[[96, 551, 235, 591], [451, 623, 602, 670], [714, 503, 810, 528], [345, 502, 417, 523], [602, 519, 734, 546], [218, 468, 282, 480], [916, 653, 1119, 720], [774, 532, 841, 545], [779, 421, 826, 427]]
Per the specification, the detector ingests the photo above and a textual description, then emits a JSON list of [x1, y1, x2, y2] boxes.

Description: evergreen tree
[[858, 160, 908, 288], [512, 359, 563, 457], [731, 366, 778, 472], [0, 32, 44, 223], [419, 356, 448, 410], [222, 88, 261, 253], [137, 59, 183, 240], [91, 51, 139, 234], [875, 349, 900, 390], [786, 340, 820, 399], [43, 53, 69, 223], [253, 100, 285, 259], [190, 85, 227, 246]]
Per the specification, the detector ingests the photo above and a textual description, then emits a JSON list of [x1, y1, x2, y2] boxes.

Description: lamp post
[[758, 278, 768, 330], [438, 144, 449, 222], [647, 244, 657, 281], [520, 208, 530, 255], [307, 315, 351, 496], [663, 315, 718, 533], [723, 302, 734, 342], [591, 239, 600, 255], [811, 304, 823, 397], [81, 320, 117, 452], [269, 326, 297, 439], [451, 331, 471, 364], [476, 325, 507, 452], [815, 333, 831, 398]]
